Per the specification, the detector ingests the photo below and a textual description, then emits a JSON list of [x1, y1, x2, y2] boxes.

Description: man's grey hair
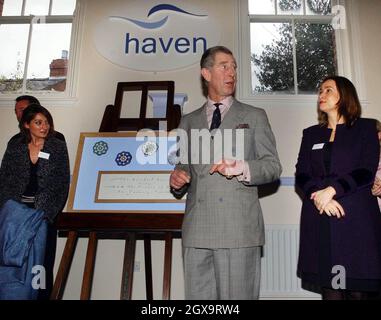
[[200, 46, 234, 69]]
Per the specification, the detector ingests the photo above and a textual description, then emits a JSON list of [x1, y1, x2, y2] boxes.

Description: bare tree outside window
[[249, 0, 337, 95]]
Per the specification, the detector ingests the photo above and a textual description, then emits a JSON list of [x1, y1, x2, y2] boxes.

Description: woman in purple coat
[[295, 76, 381, 300]]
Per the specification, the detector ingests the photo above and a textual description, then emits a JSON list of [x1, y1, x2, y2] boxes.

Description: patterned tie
[[210, 103, 222, 130]]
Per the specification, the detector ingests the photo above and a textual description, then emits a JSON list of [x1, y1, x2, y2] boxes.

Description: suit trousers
[[183, 246, 261, 300]]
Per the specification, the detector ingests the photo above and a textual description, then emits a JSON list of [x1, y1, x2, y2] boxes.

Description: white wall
[[1, 0, 380, 299], [357, 0, 381, 119], [58, 0, 238, 300]]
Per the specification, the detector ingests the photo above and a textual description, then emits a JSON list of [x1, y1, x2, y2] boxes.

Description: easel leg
[[144, 234, 153, 300], [120, 232, 136, 300], [50, 231, 78, 300], [80, 231, 98, 300], [162, 232, 173, 300]]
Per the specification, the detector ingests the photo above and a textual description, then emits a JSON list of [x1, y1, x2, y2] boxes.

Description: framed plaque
[[67, 132, 185, 213], [95, 171, 179, 203]]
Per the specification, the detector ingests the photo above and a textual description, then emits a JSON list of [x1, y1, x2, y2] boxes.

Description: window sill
[[236, 92, 369, 108], [237, 92, 319, 106], [0, 95, 78, 108]]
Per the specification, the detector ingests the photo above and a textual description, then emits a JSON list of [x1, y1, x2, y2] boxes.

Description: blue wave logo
[[110, 3, 207, 29]]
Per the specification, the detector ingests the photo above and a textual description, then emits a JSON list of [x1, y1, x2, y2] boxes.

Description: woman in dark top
[[0, 104, 70, 299], [295, 76, 381, 300]]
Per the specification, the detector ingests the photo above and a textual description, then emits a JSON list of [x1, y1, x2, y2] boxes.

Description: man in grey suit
[[170, 46, 281, 300]]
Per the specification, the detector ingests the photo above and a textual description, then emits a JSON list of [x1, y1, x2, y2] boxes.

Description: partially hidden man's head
[[15, 95, 40, 122], [200, 46, 237, 100]]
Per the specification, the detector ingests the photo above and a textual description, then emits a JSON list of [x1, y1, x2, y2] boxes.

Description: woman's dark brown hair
[[19, 103, 55, 142], [318, 75, 362, 127]]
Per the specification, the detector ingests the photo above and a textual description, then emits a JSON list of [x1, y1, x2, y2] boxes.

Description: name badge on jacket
[[38, 151, 50, 160], [312, 143, 324, 150]]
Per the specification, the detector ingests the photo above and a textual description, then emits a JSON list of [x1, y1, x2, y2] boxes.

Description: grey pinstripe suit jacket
[[175, 99, 282, 248]]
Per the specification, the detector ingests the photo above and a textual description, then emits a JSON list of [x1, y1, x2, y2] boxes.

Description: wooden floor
[[51, 212, 183, 300]]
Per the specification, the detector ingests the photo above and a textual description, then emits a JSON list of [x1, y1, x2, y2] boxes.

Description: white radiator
[[260, 225, 319, 299]]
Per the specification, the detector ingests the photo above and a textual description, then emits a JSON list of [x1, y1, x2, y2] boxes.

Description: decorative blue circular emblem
[[115, 151, 132, 166], [93, 141, 108, 156]]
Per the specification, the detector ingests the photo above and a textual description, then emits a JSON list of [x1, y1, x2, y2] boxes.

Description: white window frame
[[0, 0, 85, 107], [235, 0, 366, 105]]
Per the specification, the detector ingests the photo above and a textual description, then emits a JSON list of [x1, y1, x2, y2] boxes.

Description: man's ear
[[201, 68, 211, 83]]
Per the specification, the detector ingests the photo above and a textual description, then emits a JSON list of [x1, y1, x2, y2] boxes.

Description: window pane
[[277, 0, 303, 15], [1, 0, 23, 16], [0, 24, 29, 93], [26, 23, 72, 92], [24, 0, 49, 16], [295, 23, 337, 94], [306, 0, 332, 15], [249, 0, 275, 15], [250, 22, 294, 94], [51, 0, 76, 15]]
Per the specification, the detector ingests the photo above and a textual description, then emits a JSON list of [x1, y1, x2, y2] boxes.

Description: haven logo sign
[[94, 1, 221, 71]]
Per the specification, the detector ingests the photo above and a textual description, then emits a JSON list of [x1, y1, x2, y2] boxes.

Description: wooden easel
[[51, 81, 183, 300]]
